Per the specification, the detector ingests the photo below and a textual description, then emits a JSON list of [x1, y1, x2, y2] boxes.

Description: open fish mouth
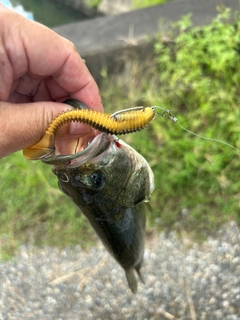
[[74, 132, 99, 154], [42, 131, 114, 165]]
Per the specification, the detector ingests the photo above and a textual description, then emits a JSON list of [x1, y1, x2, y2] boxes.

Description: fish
[[49, 132, 154, 293]]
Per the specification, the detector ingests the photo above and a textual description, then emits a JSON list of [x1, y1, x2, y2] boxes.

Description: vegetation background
[[0, 5, 240, 259]]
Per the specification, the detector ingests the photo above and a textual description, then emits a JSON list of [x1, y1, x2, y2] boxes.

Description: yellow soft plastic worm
[[23, 100, 175, 160], [45, 106, 155, 136]]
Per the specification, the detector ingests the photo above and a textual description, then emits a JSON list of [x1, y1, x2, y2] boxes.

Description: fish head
[[52, 132, 154, 212]]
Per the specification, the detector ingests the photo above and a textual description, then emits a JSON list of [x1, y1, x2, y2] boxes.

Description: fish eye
[[90, 172, 104, 189]]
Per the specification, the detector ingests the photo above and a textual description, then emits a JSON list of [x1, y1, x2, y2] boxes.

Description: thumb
[[0, 101, 91, 158]]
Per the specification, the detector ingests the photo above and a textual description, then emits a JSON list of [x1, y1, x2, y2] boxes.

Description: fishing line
[[153, 106, 240, 152]]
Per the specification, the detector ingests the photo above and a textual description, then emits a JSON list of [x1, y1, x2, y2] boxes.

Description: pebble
[[0, 222, 240, 319]]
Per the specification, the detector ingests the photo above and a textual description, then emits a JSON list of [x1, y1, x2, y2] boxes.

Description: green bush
[[131, 7, 240, 236]]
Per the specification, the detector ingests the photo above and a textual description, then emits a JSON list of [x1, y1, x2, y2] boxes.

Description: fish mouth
[[67, 132, 114, 167], [42, 131, 115, 165]]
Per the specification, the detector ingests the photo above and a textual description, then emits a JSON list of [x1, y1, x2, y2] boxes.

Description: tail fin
[[125, 269, 138, 294], [136, 266, 145, 284], [125, 267, 145, 293]]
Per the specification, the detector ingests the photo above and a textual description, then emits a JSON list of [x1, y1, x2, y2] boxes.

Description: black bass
[[50, 132, 154, 293]]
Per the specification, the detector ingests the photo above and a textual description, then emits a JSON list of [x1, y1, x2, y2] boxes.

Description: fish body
[[51, 133, 154, 293]]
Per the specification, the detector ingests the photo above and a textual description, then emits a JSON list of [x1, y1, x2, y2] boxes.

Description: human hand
[[0, 5, 103, 158]]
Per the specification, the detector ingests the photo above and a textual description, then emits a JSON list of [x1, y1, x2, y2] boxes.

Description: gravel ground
[[0, 222, 240, 320]]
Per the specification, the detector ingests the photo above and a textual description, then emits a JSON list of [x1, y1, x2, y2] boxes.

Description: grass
[[1, 6, 240, 258], [0, 153, 94, 259]]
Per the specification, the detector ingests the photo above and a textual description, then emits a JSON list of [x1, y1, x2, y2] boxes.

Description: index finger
[[46, 52, 103, 111]]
